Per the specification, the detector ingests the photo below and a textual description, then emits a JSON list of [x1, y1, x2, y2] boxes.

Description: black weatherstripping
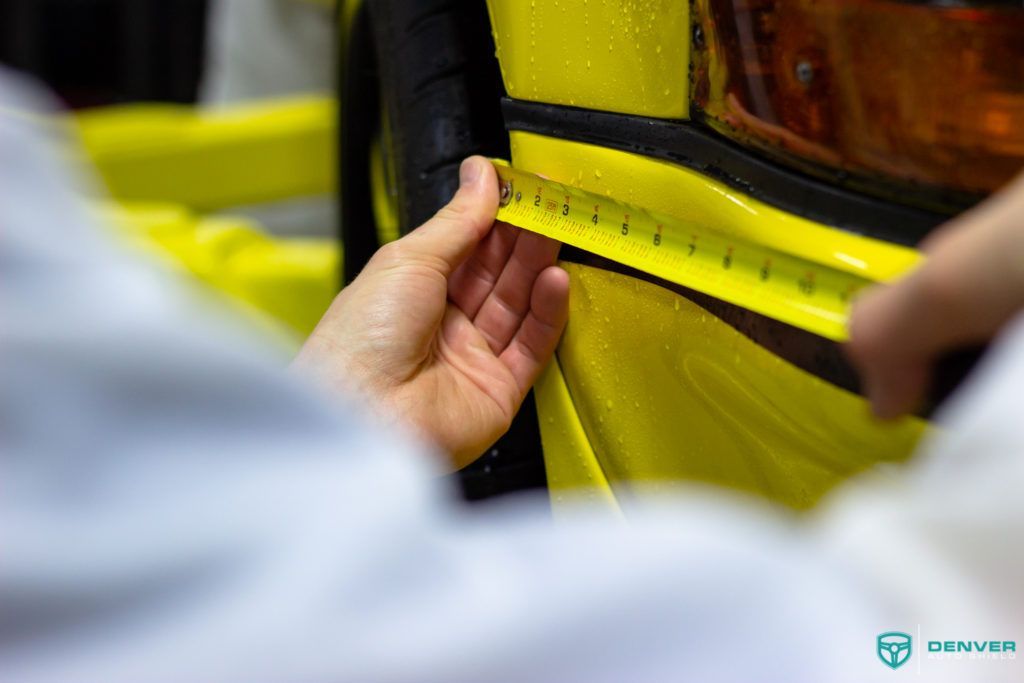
[[560, 246, 862, 394], [560, 248, 979, 417], [500, 98, 978, 412], [502, 98, 954, 247]]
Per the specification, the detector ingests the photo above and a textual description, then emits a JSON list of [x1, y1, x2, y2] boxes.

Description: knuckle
[[434, 200, 471, 226], [374, 240, 405, 263]]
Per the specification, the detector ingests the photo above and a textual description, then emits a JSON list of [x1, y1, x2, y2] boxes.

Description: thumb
[[397, 156, 499, 277]]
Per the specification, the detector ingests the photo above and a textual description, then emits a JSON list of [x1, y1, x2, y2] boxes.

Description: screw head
[[795, 60, 813, 84]]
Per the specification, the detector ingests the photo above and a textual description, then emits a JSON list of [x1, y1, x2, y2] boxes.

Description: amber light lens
[[691, 0, 1024, 198]]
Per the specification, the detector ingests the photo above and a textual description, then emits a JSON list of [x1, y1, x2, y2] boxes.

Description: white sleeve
[[1, 73, 1020, 683]]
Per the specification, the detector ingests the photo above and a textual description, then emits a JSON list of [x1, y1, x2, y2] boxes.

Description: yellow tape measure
[[493, 161, 875, 342]]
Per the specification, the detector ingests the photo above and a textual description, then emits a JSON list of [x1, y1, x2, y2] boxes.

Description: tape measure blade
[[493, 162, 864, 342]]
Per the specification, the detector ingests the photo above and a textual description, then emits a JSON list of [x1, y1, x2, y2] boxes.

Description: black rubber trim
[[502, 99, 982, 414], [561, 248, 980, 416], [561, 247, 862, 393], [502, 98, 953, 247]]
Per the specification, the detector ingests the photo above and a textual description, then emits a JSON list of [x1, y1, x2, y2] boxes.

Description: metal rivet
[[499, 180, 513, 206]]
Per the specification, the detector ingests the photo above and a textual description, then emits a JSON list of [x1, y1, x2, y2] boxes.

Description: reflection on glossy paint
[[833, 252, 868, 273], [707, 182, 758, 215], [557, 264, 925, 510], [514, 131, 927, 511]]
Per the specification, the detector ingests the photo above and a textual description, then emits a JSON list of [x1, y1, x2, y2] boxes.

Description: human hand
[[846, 171, 1024, 418], [292, 157, 569, 469]]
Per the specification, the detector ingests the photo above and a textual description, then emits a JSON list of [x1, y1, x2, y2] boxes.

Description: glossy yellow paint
[[536, 359, 622, 516], [559, 263, 924, 509], [486, 0, 690, 119], [513, 132, 927, 509], [75, 97, 336, 211]]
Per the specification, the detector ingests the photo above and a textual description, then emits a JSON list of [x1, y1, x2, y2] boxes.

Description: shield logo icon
[[877, 632, 913, 669]]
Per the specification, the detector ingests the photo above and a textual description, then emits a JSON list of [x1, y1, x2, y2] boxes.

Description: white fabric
[[1, 73, 1021, 682]]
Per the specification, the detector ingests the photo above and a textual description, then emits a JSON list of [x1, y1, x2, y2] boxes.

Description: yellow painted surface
[[512, 132, 926, 510], [75, 97, 336, 211], [486, 0, 690, 118], [535, 360, 622, 516], [559, 263, 923, 509]]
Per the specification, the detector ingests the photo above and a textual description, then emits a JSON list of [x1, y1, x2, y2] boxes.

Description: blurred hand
[[293, 157, 569, 469], [847, 171, 1024, 418]]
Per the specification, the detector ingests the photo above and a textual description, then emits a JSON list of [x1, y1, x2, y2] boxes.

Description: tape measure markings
[[493, 162, 876, 342]]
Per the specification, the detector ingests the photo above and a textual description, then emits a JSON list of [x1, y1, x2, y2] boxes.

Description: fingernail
[[459, 157, 481, 187]]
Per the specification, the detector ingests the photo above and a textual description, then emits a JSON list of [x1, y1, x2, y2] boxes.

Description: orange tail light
[[691, 0, 1024, 199]]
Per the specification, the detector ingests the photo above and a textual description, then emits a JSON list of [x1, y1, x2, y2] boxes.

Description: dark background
[[0, 0, 209, 108]]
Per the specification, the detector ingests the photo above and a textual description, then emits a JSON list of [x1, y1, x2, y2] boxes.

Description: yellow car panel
[[536, 359, 622, 516], [75, 97, 336, 211], [512, 132, 927, 509], [486, 0, 690, 119], [556, 263, 923, 509]]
